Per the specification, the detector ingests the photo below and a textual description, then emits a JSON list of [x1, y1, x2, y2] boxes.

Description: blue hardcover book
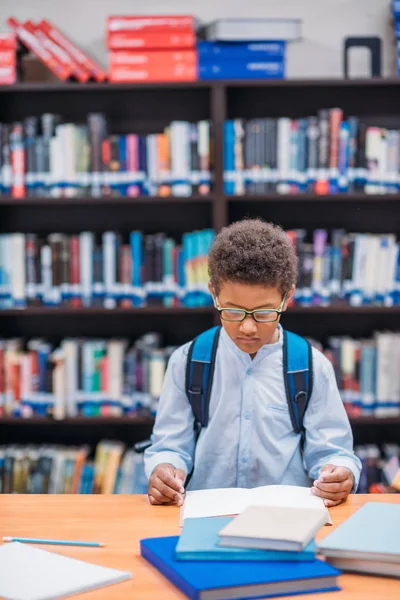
[[199, 61, 285, 80], [393, 0, 400, 18], [318, 503, 400, 576], [141, 536, 340, 600], [223, 120, 235, 195], [198, 41, 285, 60], [176, 517, 316, 561]]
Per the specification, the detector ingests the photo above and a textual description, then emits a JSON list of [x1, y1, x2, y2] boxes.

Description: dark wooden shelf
[[228, 193, 400, 203], [0, 306, 215, 316], [0, 194, 214, 206], [349, 416, 400, 425], [1, 78, 400, 93], [1, 415, 398, 426], [0, 416, 154, 425]]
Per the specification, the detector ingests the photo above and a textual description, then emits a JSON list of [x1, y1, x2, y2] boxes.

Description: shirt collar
[[220, 324, 283, 365]]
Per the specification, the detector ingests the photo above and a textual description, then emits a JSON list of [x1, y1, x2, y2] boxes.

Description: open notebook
[[0, 542, 132, 600], [180, 484, 331, 526]]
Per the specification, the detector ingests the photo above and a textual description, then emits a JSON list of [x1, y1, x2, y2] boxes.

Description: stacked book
[[0, 229, 214, 309], [393, 0, 400, 74], [0, 33, 17, 84], [6, 17, 106, 82], [0, 114, 212, 199], [107, 15, 198, 83], [141, 486, 340, 599], [0, 333, 176, 419], [0, 440, 148, 494], [198, 18, 301, 80], [224, 112, 400, 195]]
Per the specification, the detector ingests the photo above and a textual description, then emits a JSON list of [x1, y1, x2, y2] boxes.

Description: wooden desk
[[0, 494, 399, 599]]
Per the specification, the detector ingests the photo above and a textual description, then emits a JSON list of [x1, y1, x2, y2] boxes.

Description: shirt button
[[244, 412, 251, 420], [241, 457, 248, 464], [246, 368, 253, 376]]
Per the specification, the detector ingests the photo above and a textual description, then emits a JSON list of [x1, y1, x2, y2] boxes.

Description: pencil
[[2, 536, 105, 547]]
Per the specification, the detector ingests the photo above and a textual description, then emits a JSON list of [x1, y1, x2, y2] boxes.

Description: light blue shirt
[[144, 326, 361, 491]]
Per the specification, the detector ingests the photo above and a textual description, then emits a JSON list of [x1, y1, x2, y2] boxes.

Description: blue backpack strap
[[185, 326, 221, 429], [282, 329, 314, 441]]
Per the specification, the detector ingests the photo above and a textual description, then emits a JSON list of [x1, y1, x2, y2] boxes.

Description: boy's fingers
[[149, 487, 175, 504], [311, 486, 347, 502], [160, 470, 185, 494], [324, 498, 342, 508], [318, 466, 352, 483], [154, 477, 181, 501], [313, 480, 350, 493]]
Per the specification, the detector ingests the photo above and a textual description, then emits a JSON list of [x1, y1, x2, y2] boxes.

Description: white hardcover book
[[375, 235, 391, 304], [375, 332, 393, 417], [79, 232, 94, 307], [10, 234, 26, 309], [119, 449, 136, 494], [350, 234, 367, 306], [205, 18, 302, 41], [48, 448, 65, 494], [233, 119, 245, 195], [62, 339, 79, 417], [108, 340, 126, 402], [365, 127, 381, 194], [103, 231, 117, 309], [378, 129, 387, 195], [277, 118, 291, 195], [198, 120, 211, 193], [170, 121, 191, 196], [52, 348, 66, 420], [341, 338, 355, 410], [149, 349, 166, 398], [384, 240, 399, 306], [82, 341, 95, 397]]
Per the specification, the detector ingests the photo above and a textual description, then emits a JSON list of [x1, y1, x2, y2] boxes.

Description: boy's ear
[[283, 285, 295, 310], [208, 281, 216, 305]]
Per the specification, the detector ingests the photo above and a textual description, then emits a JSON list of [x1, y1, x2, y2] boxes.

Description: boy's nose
[[239, 315, 258, 336]]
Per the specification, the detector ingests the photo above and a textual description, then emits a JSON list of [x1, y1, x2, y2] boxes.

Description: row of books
[[0, 334, 175, 419], [0, 115, 212, 198], [224, 114, 400, 195], [0, 229, 398, 309], [288, 230, 399, 307], [392, 1, 400, 75], [0, 33, 17, 84], [355, 443, 400, 494], [0, 229, 214, 309], [1, 330, 399, 420], [313, 332, 400, 417], [0, 441, 147, 494]]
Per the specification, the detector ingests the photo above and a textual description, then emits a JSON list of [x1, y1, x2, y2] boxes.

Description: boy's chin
[[235, 338, 264, 354]]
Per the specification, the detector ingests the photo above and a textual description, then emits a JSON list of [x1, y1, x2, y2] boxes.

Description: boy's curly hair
[[208, 218, 298, 295]]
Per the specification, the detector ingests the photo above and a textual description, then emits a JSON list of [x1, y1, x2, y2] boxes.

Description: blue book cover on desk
[[140, 536, 341, 600], [318, 502, 400, 562], [176, 516, 316, 561]]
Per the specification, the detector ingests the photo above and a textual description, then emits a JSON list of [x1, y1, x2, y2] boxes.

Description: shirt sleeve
[[302, 349, 362, 491], [143, 343, 195, 479]]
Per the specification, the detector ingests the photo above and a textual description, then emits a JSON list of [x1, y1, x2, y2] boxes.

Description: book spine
[[107, 15, 196, 32], [10, 123, 25, 199], [107, 31, 196, 50]]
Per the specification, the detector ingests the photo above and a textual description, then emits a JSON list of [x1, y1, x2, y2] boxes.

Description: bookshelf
[[1, 78, 400, 449]]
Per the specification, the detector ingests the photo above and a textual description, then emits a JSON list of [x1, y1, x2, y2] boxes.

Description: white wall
[[0, 0, 395, 77]]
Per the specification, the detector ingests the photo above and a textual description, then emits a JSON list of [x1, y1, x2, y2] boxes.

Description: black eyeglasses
[[214, 294, 287, 323]]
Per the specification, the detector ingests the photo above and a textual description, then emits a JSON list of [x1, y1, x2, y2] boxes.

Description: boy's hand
[[311, 464, 354, 508], [148, 463, 186, 506]]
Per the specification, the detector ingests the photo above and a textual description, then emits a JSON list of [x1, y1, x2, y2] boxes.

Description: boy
[[144, 219, 361, 508]]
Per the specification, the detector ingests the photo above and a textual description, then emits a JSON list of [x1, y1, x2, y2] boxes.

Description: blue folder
[[140, 535, 341, 600], [176, 516, 316, 561]]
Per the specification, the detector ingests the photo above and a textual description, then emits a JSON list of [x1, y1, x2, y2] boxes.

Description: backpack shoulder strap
[[282, 329, 314, 436], [185, 326, 221, 428]]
